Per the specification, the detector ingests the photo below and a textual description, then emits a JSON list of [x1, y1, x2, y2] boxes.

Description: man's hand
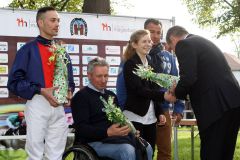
[[107, 124, 131, 137], [64, 89, 73, 107], [172, 112, 183, 126], [164, 91, 176, 103], [40, 87, 60, 107]]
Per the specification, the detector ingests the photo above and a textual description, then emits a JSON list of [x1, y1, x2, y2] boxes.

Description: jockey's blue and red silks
[[7, 36, 75, 100]]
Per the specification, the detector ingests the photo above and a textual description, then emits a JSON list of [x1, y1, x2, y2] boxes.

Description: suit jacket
[[123, 53, 164, 119], [175, 34, 240, 132]]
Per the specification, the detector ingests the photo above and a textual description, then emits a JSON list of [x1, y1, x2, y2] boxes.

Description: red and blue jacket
[[7, 36, 75, 100]]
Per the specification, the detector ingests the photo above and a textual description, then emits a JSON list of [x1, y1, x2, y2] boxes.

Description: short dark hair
[[36, 6, 56, 22], [166, 25, 189, 44], [144, 18, 162, 29]]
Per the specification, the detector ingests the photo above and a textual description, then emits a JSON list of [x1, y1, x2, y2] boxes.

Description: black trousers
[[132, 122, 156, 153], [200, 107, 240, 160]]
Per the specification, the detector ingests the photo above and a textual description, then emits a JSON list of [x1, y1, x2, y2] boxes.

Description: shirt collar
[[37, 35, 54, 46], [88, 83, 105, 94], [184, 34, 189, 39]]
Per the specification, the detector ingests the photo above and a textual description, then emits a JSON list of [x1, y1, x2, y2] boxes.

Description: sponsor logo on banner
[[107, 77, 117, 86], [0, 42, 8, 51], [109, 67, 119, 76], [16, 18, 28, 27], [82, 66, 87, 75], [0, 54, 8, 63], [0, 76, 8, 86], [0, 65, 8, 74], [70, 18, 88, 36], [82, 45, 98, 54], [72, 66, 80, 75], [82, 77, 89, 86], [16, 18, 37, 28], [106, 56, 121, 65], [82, 56, 97, 65], [0, 88, 9, 98], [74, 77, 80, 86], [17, 42, 26, 51], [105, 46, 120, 55], [101, 22, 136, 33], [70, 55, 80, 65], [62, 44, 79, 53]]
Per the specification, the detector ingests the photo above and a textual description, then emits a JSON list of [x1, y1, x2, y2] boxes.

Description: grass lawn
[[154, 126, 240, 160], [0, 127, 239, 160]]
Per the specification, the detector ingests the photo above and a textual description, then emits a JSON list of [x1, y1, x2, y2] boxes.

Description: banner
[[0, 8, 173, 41]]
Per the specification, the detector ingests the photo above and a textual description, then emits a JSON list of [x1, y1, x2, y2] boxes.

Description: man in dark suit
[[166, 25, 240, 160]]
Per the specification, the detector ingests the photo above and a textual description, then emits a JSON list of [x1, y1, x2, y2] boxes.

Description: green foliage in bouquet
[[49, 43, 70, 104], [133, 64, 179, 89], [100, 96, 136, 134]]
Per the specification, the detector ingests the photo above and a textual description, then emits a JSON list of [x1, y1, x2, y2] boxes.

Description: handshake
[[163, 82, 177, 103]]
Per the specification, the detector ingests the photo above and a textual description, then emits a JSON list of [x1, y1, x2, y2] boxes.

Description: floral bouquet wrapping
[[133, 64, 179, 89], [49, 43, 70, 104], [100, 96, 136, 134]]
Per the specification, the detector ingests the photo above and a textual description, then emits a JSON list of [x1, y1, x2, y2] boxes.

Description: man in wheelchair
[[70, 57, 153, 160]]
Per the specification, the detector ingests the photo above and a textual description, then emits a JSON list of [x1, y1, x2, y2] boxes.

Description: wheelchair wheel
[[62, 145, 99, 160]]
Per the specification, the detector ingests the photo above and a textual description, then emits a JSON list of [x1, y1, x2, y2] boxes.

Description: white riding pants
[[25, 95, 68, 160]]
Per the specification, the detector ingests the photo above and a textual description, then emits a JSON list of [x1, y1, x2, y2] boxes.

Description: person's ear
[[131, 42, 137, 49], [87, 72, 91, 81], [169, 36, 175, 44], [37, 19, 43, 28]]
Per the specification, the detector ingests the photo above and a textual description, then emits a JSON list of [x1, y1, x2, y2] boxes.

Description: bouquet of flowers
[[49, 42, 70, 104], [100, 96, 136, 134], [133, 64, 179, 89], [100, 96, 149, 159]]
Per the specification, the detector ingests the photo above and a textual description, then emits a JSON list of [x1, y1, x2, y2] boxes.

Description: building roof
[[223, 53, 240, 71]]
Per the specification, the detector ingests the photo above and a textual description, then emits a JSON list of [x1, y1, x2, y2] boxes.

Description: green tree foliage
[[182, 0, 240, 37], [7, 0, 130, 14], [230, 33, 240, 57], [9, 0, 84, 12]]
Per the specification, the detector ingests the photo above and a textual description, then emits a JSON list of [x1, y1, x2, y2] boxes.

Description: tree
[[182, 0, 240, 37], [230, 33, 240, 58], [82, 0, 110, 14], [9, 0, 84, 12], [8, 0, 129, 14]]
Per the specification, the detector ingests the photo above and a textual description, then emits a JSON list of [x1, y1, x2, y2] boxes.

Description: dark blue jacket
[[7, 36, 75, 100], [116, 62, 126, 110]]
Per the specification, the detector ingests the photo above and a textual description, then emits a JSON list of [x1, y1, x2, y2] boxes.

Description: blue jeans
[[88, 141, 153, 160]]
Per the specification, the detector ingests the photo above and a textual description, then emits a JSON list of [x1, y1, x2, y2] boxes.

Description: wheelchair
[[62, 142, 113, 160]]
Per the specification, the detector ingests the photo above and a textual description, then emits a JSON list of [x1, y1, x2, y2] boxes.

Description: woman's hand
[[157, 114, 166, 126]]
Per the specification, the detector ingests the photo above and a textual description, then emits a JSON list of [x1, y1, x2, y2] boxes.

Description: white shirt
[[123, 100, 157, 124]]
